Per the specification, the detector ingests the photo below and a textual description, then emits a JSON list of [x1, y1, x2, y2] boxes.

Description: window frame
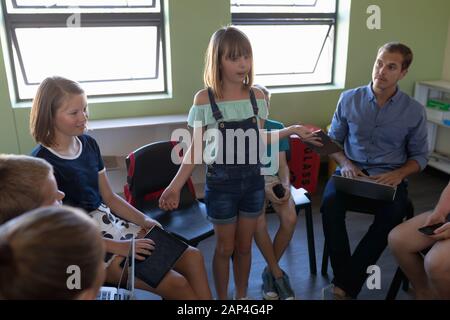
[[1, 0, 167, 101], [231, 0, 338, 89], [9, 0, 157, 10]]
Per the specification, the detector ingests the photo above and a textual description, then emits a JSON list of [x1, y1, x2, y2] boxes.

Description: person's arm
[[276, 151, 293, 203], [425, 182, 450, 240], [261, 125, 322, 147], [265, 151, 291, 205], [432, 182, 450, 219], [159, 126, 204, 211], [278, 151, 290, 187], [423, 182, 450, 229], [369, 160, 420, 186], [330, 151, 366, 178], [370, 106, 428, 186], [327, 93, 366, 178], [99, 171, 161, 230], [103, 238, 155, 261]]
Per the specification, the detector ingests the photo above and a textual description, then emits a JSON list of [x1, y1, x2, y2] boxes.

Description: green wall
[[0, 0, 449, 154]]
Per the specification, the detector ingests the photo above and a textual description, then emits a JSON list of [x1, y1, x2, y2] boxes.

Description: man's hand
[[369, 170, 404, 186], [340, 161, 367, 179]]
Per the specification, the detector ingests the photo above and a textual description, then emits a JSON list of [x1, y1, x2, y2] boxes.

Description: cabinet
[[415, 80, 450, 174]]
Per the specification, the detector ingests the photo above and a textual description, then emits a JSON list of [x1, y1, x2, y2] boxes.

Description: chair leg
[[401, 277, 409, 292], [321, 242, 329, 276], [304, 204, 317, 275], [385, 267, 404, 300]]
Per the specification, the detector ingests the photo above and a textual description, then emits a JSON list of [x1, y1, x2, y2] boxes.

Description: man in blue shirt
[[321, 42, 428, 299]]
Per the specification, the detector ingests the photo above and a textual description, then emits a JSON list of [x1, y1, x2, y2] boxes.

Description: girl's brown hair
[[0, 206, 104, 300], [203, 26, 254, 99], [30, 76, 85, 147]]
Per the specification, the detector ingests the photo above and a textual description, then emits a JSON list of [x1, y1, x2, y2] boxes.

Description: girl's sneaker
[[261, 267, 279, 300], [274, 271, 295, 300]]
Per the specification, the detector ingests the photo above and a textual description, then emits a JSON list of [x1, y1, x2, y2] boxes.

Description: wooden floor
[[194, 166, 449, 300]]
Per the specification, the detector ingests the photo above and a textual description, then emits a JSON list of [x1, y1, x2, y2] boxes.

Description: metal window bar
[[10, 0, 156, 9], [232, 12, 336, 24], [231, 0, 319, 8]]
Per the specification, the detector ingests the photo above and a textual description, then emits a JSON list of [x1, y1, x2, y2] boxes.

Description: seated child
[[0, 154, 64, 224], [30, 76, 212, 300], [0, 206, 105, 299], [253, 84, 296, 300], [389, 181, 450, 299]]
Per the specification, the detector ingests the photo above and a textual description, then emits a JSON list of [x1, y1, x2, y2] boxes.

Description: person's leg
[[271, 197, 297, 264], [424, 238, 450, 299], [106, 257, 197, 299], [233, 216, 258, 299], [254, 201, 281, 275], [213, 223, 237, 300], [388, 211, 437, 299], [173, 246, 212, 299], [345, 183, 409, 298], [320, 175, 351, 296], [254, 206, 279, 299]]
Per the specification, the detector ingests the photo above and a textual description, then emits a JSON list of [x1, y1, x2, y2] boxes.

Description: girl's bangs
[[221, 34, 252, 59]]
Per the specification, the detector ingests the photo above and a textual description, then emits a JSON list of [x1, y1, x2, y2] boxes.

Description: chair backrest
[[124, 141, 196, 211]]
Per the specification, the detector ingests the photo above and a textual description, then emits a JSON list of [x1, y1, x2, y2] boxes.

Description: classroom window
[[2, 0, 167, 101], [231, 0, 337, 88]]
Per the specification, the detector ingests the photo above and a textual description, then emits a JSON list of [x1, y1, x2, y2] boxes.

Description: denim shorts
[[204, 165, 265, 225]]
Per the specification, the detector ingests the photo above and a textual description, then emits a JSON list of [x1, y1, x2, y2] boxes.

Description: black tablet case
[[135, 226, 188, 288]]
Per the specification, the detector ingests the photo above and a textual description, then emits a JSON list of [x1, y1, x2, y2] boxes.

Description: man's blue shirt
[[328, 83, 428, 175]]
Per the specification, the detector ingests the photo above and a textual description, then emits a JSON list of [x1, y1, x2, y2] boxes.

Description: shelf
[[428, 152, 450, 174], [416, 81, 450, 175], [418, 80, 450, 93], [427, 118, 450, 128]]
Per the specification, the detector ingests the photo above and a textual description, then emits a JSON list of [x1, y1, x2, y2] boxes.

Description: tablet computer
[[332, 174, 397, 202], [305, 130, 342, 156], [134, 225, 188, 288]]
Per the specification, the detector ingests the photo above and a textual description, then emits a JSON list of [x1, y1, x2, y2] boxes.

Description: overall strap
[[207, 87, 223, 121], [249, 89, 259, 116]]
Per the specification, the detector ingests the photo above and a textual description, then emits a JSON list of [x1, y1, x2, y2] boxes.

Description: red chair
[[287, 134, 320, 194]]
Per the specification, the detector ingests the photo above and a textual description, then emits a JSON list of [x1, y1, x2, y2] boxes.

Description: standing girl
[[159, 26, 320, 299], [30, 76, 212, 300]]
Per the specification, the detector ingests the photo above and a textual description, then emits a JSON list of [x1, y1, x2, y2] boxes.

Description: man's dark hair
[[378, 42, 413, 70]]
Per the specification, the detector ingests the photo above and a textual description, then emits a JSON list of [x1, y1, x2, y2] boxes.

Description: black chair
[[124, 141, 214, 247], [320, 197, 414, 299]]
